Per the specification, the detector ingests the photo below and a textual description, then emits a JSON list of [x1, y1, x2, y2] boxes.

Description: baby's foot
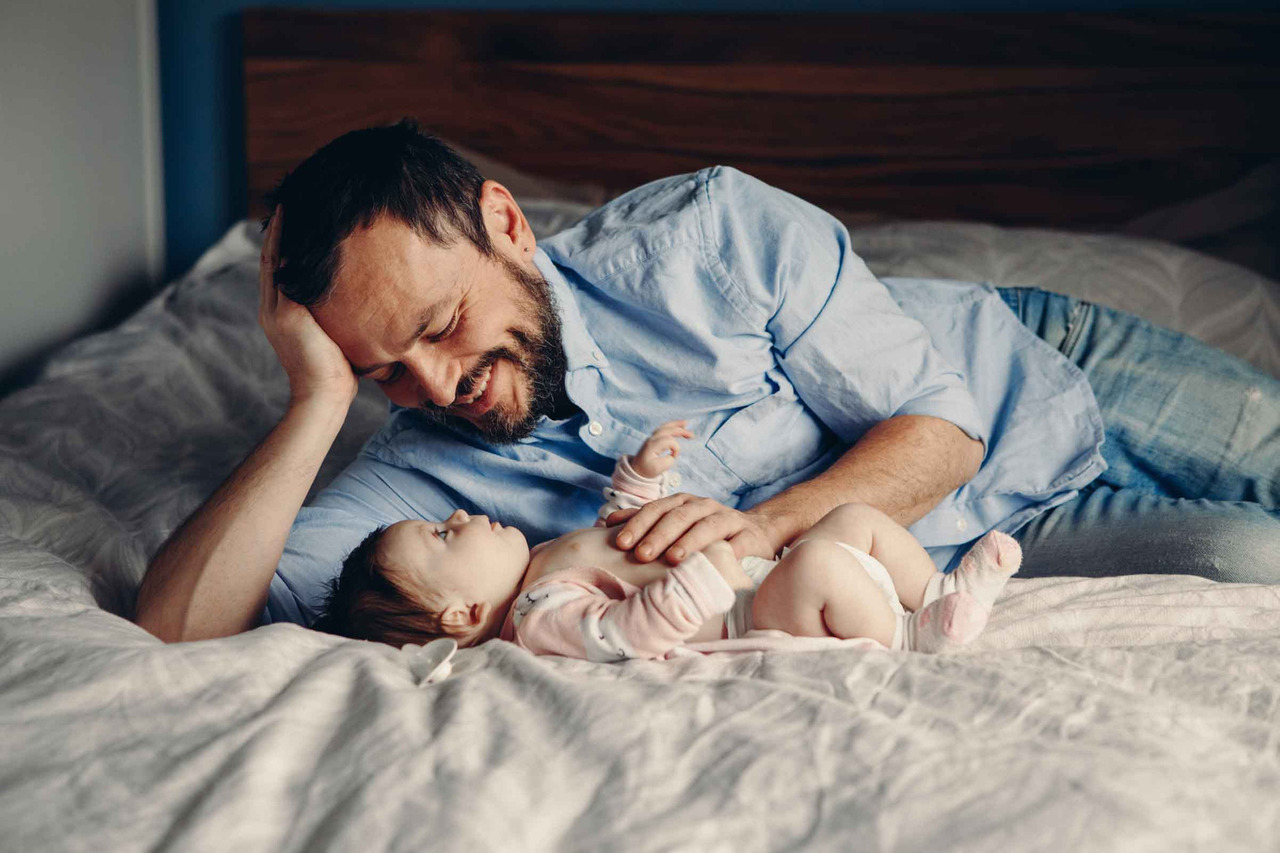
[[923, 531, 1021, 614], [954, 531, 1022, 612], [896, 591, 987, 653]]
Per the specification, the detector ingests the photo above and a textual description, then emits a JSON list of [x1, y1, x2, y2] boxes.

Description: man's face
[[312, 215, 566, 443]]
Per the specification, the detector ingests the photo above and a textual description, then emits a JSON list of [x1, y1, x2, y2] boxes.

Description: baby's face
[[378, 510, 530, 637]]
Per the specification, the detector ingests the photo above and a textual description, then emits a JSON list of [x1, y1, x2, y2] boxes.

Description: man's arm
[[135, 396, 351, 641], [610, 414, 982, 564], [747, 414, 984, 549], [610, 168, 988, 564], [134, 208, 359, 642]]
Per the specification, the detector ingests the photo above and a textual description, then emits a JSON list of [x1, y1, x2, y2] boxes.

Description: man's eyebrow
[[350, 303, 445, 377]]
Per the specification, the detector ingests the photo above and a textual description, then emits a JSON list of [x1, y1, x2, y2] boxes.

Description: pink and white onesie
[[497, 455, 910, 662]]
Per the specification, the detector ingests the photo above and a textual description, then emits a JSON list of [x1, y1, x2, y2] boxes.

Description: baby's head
[[315, 509, 530, 648]]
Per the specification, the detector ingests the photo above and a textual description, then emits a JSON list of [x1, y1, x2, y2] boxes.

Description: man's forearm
[[751, 414, 984, 549], [134, 396, 350, 642]]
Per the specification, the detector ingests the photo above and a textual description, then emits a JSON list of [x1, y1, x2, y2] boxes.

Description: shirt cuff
[[892, 387, 988, 462]]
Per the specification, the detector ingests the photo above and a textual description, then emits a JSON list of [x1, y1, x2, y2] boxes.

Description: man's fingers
[[259, 206, 282, 312], [632, 497, 720, 561], [665, 513, 749, 563], [614, 494, 692, 548], [265, 205, 283, 262], [604, 507, 639, 527]]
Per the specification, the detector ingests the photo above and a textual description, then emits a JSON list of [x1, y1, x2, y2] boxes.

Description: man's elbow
[[134, 586, 253, 644], [955, 433, 985, 485], [135, 609, 253, 644], [134, 597, 201, 644]]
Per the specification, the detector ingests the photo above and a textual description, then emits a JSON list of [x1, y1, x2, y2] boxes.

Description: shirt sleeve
[[509, 553, 736, 661], [594, 454, 672, 526], [702, 166, 987, 452], [262, 446, 457, 627]]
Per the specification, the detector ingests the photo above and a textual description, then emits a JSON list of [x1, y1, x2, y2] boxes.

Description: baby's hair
[[313, 526, 452, 648]]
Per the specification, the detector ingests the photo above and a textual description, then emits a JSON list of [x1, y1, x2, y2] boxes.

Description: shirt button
[[956, 517, 968, 532], [591, 348, 605, 362], [588, 421, 604, 436], [668, 472, 682, 489]]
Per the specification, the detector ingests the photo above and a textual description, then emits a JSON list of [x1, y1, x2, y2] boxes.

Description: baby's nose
[[448, 509, 470, 523]]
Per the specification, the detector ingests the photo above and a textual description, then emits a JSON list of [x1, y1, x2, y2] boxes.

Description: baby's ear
[[440, 602, 483, 633]]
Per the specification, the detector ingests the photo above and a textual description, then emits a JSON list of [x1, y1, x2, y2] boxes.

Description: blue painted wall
[[157, 0, 1277, 279]]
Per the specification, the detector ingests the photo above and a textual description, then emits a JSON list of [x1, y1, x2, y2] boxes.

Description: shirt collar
[[535, 248, 604, 373]]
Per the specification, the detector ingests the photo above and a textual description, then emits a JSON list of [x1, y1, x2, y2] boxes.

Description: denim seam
[[1059, 300, 1092, 359]]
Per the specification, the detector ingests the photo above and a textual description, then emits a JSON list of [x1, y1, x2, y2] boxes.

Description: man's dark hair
[[313, 526, 448, 647], [263, 118, 491, 306]]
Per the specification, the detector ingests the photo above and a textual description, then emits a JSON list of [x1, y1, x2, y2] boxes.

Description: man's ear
[[479, 180, 532, 256]]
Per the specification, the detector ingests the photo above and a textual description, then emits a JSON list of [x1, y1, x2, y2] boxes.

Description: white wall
[[0, 0, 164, 394]]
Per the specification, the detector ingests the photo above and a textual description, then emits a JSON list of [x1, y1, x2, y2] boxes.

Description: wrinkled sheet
[[3, 208, 1280, 851]]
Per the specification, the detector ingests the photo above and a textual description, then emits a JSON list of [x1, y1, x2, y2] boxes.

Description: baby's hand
[[700, 541, 754, 592], [630, 419, 694, 479]]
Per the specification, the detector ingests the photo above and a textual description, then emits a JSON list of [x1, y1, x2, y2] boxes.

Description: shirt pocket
[[705, 393, 836, 488]]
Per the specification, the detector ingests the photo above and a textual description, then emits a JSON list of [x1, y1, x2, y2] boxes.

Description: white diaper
[[724, 540, 905, 640]]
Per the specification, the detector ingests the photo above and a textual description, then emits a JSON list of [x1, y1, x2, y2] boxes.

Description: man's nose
[[403, 350, 460, 407]]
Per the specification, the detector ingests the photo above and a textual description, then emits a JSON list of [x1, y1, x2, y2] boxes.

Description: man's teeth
[[461, 366, 490, 405]]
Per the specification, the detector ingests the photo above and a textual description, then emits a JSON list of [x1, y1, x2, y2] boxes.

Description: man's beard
[[415, 256, 569, 444]]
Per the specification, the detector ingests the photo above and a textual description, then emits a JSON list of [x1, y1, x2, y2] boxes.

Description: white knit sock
[[922, 531, 1023, 613], [890, 592, 987, 653]]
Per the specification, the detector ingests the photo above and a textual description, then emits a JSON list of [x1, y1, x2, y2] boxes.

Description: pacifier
[[401, 637, 459, 685]]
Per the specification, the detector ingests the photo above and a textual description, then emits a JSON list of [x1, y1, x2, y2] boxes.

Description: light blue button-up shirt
[[265, 167, 1105, 626]]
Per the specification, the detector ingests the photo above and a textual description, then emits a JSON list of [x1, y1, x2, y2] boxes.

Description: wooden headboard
[[243, 10, 1279, 227]]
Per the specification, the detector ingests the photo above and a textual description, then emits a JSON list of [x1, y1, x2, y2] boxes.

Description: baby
[[315, 421, 1022, 659]]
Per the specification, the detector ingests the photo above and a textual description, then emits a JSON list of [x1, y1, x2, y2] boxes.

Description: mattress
[[3, 203, 1280, 850]]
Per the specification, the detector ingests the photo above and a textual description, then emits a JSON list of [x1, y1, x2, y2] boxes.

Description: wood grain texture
[[243, 11, 1280, 226]]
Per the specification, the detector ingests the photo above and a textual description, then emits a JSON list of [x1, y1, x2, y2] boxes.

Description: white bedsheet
[[5, 566, 1280, 850], [3, 211, 1279, 850]]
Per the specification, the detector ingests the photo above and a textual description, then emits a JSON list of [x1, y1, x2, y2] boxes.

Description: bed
[[4, 10, 1280, 850]]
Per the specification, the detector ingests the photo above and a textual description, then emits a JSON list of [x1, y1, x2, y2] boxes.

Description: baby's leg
[[752, 540, 986, 651], [752, 539, 897, 645], [796, 503, 936, 610]]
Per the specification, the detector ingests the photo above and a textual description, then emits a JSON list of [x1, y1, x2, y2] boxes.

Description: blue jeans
[[997, 287, 1280, 583]]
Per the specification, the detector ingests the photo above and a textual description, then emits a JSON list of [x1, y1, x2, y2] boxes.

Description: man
[[135, 120, 1279, 643]]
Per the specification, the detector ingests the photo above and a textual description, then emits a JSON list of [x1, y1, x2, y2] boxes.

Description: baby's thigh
[[752, 540, 895, 641], [796, 502, 893, 553]]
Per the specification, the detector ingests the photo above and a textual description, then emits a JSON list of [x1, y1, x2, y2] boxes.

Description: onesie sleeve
[[508, 553, 736, 661], [594, 454, 675, 526]]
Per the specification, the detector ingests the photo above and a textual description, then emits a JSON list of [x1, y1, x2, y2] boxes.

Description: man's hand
[[629, 419, 694, 479], [259, 207, 358, 407], [607, 494, 782, 565]]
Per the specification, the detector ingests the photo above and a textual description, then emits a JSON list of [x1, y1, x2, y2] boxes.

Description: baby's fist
[[701, 541, 753, 592], [631, 419, 694, 479]]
